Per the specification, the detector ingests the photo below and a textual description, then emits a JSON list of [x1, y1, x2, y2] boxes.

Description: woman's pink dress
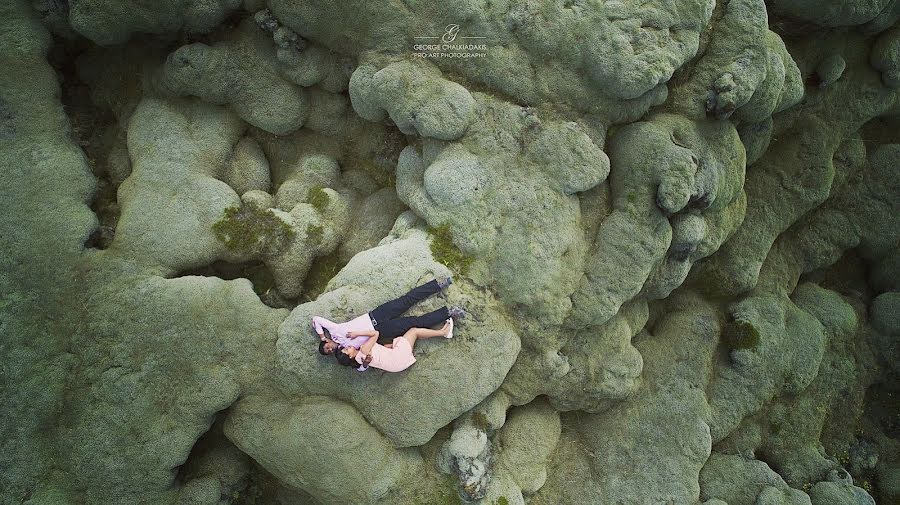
[[355, 337, 417, 372]]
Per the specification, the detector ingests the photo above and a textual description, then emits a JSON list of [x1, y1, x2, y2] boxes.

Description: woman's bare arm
[[360, 334, 379, 355]]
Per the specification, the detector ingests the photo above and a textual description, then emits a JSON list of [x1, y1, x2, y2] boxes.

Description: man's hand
[[312, 320, 323, 337], [363, 355, 373, 366]]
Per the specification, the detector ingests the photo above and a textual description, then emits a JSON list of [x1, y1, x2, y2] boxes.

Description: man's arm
[[312, 316, 336, 337], [344, 328, 379, 348], [346, 328, 379, 339]]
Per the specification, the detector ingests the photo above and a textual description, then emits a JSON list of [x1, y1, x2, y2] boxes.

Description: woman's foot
[[443, 318, 454, 339], [437, 275, 453, 290]]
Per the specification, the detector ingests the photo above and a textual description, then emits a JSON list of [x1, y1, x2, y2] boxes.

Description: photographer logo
[[413, 24, 488, 59]]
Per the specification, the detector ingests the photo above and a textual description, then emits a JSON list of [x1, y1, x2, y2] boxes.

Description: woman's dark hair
[[334, 347, 355, 367]]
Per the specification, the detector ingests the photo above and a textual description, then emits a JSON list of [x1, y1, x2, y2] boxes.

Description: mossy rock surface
[[307, 186, 331, 213], [212, 205, 295, 256], [722, 319, 761, 350], [428, 223, 474, 275], [305, 224, 324, 245], [301, 251, 344, 302]]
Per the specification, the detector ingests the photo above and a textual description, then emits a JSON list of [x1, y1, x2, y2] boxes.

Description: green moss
[[722, 319, 761, 351], [770, 421, 782, 435], [837, 450, 851, 466], [626, 191, 638, 203], [427, 223, 474, 275], [691, 263, 741, 300], [471, 412, 490, 431], [307, 186, 330, 213], [414, 475, 464, 505], [494, 497, 510, 505], [305, 224, 324, 245], [301, 251, 345, 302], [212, 205, 295, 256]]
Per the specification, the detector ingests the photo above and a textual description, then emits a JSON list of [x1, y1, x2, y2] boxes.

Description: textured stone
[[4, 1, 900, 504], [69, 0, 241, 45], [157, 18, 309, 135]]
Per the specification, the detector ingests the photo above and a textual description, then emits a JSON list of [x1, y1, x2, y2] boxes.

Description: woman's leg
[[374, 306, 450, 339], [401, 322, 451, 349], [369, 280, 442, 323]]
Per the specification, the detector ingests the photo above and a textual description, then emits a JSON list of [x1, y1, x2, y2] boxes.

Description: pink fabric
[[312, 314, 374, 349], [356, 337, 417, 372]]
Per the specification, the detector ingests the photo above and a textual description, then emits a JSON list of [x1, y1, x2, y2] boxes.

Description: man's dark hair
[[318, 340, 332, 356], [335, 348, 355, 367]]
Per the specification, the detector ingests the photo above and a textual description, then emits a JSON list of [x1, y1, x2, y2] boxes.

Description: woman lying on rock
[[313, 277, 465, 356], [335, 319, 454, 372]]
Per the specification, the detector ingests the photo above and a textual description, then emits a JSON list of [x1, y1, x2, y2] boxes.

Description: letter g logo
[[442, 24, 460, 43]]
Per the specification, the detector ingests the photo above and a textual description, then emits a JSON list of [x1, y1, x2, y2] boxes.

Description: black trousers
[[369, 280, 449, 342]]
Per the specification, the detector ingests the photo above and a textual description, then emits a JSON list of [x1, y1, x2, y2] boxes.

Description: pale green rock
[[3, 0, 900, 504], [438, 416, 492, 500], [527, 293, 720, 504], [808, 470, 875, 504], [493, 399, 561, 496], [696, 32, 900, 296], [396, 95, 599, 325], [569, 113, 745, 328], [536, 300, 646, 412], [275, 227, 520, 447], [112, 97, 244, 273], [872, 26, 900, 88], [505, 0, 714, 100], [265, 190, 352, 298], [223, 137, 270, 196], [706, 287, 828, 442], [303, 87, 355, 136], [268, 0, 673, 122], [349, 59, 475, 141], [0, 7, 96, 502], [872, 292, 900, 335], [224, 394, 426, 504], [68, 0, 241, 45], [240, 189, 275, 210], [751, 286, 865, 486], [274, 153, 341, 212], [157, 18, 309, 135], [768, 0, 894, 27], [817, 54, 848, 87], [668, 0, 803, 123], [700, 453, 812, 505], [279, 44, 352, 93], [337, 187, 408, 264], [175, 477, 221, 505]]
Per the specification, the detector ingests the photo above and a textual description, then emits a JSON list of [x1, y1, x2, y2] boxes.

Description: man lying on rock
[[335, 318, 455, 372], [313, 276, 465, 362]]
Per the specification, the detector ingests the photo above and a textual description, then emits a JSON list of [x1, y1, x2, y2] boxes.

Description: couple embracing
[[313, 277, 465, 372]]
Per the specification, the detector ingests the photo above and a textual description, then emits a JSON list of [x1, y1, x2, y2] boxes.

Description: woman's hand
[[363, 355, 373, 366], [346, 331, 355, 338]]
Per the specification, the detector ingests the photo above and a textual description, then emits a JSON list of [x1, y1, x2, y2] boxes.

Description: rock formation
[[2, 0, 899, 503]]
